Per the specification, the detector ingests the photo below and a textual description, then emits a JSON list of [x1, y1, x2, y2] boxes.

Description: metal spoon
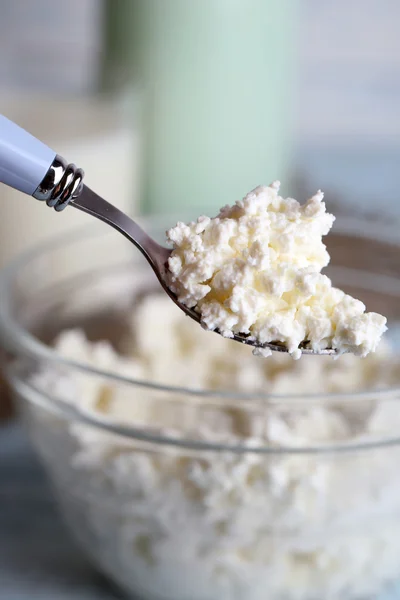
[[0, 114, 336, 356]]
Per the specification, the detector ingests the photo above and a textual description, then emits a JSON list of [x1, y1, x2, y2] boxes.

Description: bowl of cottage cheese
[[1, 205, 400, 600]]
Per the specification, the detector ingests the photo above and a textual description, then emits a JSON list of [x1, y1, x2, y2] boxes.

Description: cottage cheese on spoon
[[166, 182, 387, 359]]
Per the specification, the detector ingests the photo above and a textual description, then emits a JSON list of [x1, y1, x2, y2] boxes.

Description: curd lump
[[166, 182, 387, 359], [31, 294, 400, 600]]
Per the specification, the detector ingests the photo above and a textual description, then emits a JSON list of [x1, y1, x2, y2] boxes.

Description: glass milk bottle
[[131, 0, 297, 216]]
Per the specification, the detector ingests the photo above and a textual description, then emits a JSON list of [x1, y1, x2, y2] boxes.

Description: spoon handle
[[0, 114, 56, 195], [0, 114, 84, 211]]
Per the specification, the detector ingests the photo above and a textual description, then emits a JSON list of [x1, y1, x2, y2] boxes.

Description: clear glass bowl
[[1, 215, 400, 600]]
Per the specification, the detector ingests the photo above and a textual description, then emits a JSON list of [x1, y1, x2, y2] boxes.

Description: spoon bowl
[[72, 186, 338, 357]]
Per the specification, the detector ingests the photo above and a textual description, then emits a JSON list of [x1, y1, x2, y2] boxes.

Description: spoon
[[0, 115, 336, 356]]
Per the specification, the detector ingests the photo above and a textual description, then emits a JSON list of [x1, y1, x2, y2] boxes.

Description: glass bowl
[[1, 215, 400, 600]]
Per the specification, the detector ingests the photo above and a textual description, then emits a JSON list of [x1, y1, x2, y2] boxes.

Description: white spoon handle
[[0, 114, 56, 195]]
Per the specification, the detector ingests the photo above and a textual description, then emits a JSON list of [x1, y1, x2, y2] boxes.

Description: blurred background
[[1, 2, 400, 597]]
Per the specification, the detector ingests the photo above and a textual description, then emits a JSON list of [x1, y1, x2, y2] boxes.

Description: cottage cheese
[[166, 182, 387, 359], [30, 293, 400, 600]]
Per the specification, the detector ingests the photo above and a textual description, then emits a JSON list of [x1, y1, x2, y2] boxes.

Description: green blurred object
[[101, 0, 136, 94], [128, 0, 296, 215]]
